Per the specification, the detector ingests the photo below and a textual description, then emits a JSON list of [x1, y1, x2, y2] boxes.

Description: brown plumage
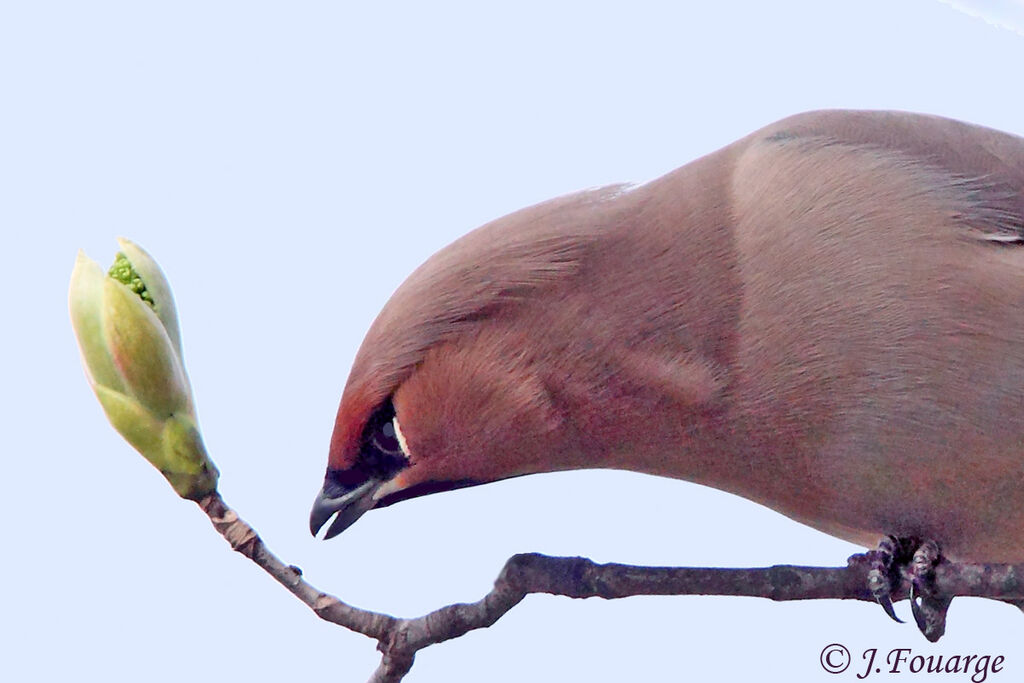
[[311, 109, 1024, 563]]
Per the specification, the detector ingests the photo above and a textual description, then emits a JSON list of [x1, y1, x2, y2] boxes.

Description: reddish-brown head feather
[[327, 184, 631, 472]]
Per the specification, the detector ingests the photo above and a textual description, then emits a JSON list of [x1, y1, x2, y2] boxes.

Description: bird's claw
[[865, 536, 904, 623], [874, 590, 902, 623]]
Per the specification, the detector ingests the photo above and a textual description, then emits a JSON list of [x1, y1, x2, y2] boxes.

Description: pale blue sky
[[5, 1, 1024, 681], [941, 0, 1024, 34]]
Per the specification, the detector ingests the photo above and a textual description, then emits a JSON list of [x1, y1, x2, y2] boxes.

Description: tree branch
[[196, 491, 1024, 683]]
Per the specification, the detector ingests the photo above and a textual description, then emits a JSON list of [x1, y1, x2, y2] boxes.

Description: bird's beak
[[309, 478, 384, 539]]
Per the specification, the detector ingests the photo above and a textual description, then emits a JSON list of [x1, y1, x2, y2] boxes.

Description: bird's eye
[[372, 419, 405, 456], [359, 401, 411, 479]]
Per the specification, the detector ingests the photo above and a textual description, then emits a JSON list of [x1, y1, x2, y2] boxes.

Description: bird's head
[[309, 187, 625, 539], [309, 180, 730, 539]]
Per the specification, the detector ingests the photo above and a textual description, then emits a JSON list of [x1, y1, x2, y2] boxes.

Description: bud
[[69, 240, 218, 499]]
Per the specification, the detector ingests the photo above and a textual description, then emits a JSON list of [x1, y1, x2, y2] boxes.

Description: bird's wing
[[760, 110, 1024, 242]]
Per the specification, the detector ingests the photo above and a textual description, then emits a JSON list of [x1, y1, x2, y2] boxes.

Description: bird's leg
[[908, 539, 953, 642], [864, 535, 904, 623]]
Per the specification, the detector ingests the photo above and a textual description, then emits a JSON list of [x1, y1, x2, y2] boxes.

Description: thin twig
[[195, 491, 1024, 683], [198, 492, 398, 640]]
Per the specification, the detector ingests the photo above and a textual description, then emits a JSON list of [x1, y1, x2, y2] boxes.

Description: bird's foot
[[856, 536, 952, 640], [908, 539, 952, 642], [863, 535, 905, 623]]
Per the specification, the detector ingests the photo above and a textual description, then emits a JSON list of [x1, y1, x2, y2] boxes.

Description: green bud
[[70, 241, 218, 499]]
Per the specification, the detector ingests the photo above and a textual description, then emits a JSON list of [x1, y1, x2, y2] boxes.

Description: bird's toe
[[864, 536, 904, 623], [908, 539, 952, 642]]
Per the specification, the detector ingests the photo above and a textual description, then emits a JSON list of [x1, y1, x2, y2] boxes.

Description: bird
[[310, 110, 1024, 577]]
